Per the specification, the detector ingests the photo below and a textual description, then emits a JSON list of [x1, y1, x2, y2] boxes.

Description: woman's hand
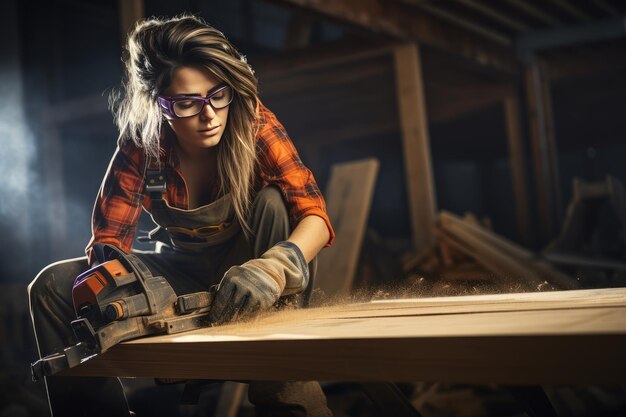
[[208, 241, 309, 324]]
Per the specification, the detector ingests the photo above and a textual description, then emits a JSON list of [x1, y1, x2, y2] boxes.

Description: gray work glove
[[209, 241, 309, 324]]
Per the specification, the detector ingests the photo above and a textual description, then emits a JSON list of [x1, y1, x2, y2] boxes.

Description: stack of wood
[[403, 211, 578, 295]]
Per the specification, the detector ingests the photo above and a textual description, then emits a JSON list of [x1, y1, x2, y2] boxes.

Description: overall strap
[[144, 158, 167, 207], [141, 157, 179, 235]]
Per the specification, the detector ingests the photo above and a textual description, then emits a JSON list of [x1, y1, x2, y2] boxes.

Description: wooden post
[[523, 61, 562, 242], [119, 0, 143, 41], [503, 97, 531, 245], [393, 43, 437, 254]]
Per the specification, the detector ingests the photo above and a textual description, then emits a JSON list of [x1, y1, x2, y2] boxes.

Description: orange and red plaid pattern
[[86, 102, 334, 263]]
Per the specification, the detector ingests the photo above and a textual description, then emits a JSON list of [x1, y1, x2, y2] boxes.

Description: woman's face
[[162, 66, 230, 155]]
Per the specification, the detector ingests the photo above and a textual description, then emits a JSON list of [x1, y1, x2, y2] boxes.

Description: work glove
[[209, 241, 309, 324]]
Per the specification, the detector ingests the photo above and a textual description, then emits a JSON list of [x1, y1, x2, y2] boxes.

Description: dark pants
[[28, 187, 332, 417]]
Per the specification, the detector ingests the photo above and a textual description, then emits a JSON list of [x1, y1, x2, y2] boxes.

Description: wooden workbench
[[64, 288, 626, 385]]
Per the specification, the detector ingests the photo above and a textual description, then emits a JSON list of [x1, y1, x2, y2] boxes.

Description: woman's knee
[[253, 186, 288, 220], [28, 257, 89, 307]]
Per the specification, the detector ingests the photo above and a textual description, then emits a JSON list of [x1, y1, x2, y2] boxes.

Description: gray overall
[[28, 166, 332, 417]]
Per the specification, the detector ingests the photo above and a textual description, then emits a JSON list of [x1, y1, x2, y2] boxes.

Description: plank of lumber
[[524, 62, 562, 240], [316, 159, 379, 296], [437, 229, 544, 289], [63, 288, 626, 385], [394, 44, 437, 254], [503, 97, 531, 245], [439, 211, 576, 289]]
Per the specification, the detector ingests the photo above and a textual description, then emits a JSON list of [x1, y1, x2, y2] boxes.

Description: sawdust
[[221, 276, 558, 331]]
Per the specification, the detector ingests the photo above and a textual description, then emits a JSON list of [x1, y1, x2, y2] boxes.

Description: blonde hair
[[112, 14, 258, 235]]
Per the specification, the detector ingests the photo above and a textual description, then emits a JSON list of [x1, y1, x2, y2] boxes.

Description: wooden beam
[[501, 0, 559, 26], [454, 0, 530, 32], [439, 211, 575, 289], [427, 82, 515, 123], [253, 40, 395, 80], [119, 0, 143, 41], [394, 44, 437, 254], [545, 44, 626, 80], [408, 1, 512, 45], [517, 16, 626, 58], [272, 0, 517, 73], [503, 97, 531, 245], [63, 288, 626, 384], [523, 61, 562, 242], [316, 159, 380, 297]]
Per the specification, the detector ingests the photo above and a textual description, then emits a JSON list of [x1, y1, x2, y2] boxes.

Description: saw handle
[[104, 293, 150, 321], [175, 286, 217, 314]]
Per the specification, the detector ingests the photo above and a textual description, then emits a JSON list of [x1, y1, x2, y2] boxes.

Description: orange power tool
[[31, 250, 217, 380]]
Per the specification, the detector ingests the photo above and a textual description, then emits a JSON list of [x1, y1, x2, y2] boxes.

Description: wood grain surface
[[63, 288, 626, 384]]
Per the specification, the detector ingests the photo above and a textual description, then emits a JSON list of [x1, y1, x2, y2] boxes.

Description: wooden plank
[[394, 44, 437, 255], [438, 229, 543, 289], [503, 97, 531, 245], [315, 159, 379, 296], [524, 61, 561, 242], [305, 289, 626, 318], [439, 211, 575, 289], [63, 288, 626, 384], [539, 61, 563, 229]]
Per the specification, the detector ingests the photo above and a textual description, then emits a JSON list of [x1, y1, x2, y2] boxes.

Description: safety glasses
[[166, 224, 227, 241], [158, 84, 233, 119]]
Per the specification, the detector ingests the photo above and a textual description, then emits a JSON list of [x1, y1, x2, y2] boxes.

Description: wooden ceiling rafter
[[452, 0, 530, 32], [404, 0, 512, 46], [271, 0, 518, 73], [404, 0, 512, 45], [500, 0, 560, 26]]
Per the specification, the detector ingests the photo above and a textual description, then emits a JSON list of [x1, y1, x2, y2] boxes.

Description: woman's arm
[[209, 214, 330, 324], [287, 215, 330, 263], [86, 141, 146, 265]]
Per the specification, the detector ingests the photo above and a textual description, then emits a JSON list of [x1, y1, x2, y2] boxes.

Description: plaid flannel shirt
[[85, 101, 334, 263]]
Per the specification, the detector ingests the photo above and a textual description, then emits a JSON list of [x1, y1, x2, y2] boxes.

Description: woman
[[29, 14, 334, 417]]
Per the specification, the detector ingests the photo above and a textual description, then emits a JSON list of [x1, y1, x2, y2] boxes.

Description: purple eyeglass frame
[[157, 84, 233, 118]]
